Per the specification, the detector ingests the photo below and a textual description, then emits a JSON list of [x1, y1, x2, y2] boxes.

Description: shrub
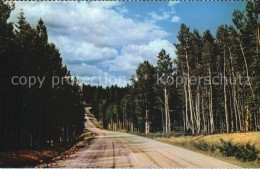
[[218, 139, 238, 157], [192, 140, 211, 151], [235, 143, 259, 162], [218, 139, 259, 162]]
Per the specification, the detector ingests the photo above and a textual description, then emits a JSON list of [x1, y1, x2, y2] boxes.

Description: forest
[[0, 2, 85, 151], [85, 1, 260, 135], [0, 1, 259, 153]]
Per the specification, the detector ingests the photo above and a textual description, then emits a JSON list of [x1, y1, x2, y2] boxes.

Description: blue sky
[[10, 1, 246, 86]]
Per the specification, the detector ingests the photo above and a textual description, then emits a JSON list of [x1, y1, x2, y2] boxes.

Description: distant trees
[[174, 1, 260, 134], [84, 59, 180, 134], [84, 2, 259, 135], [156, 50, 174, 133], [1, 1, 259, 152], [0, 2, 85, 151]]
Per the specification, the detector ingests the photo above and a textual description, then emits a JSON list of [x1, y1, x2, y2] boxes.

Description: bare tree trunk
[[183, 110, 186, 131], [185, 50, 194, 134], [145, 109, 149, 134], [229, 89, 234, 132], [167, 92, 171, 132], [209, 64, 214, 134], [183, 70, 189, 132], [164, 87, 168, 133], [223, 50, 230, 133], [237, 99, 243, 131], [202, 91, 206, 134], [240, 43, 255, 99], [196, 84, 201, 134], [131, 121, 134, 132], [229, 47, 239, 131], [246, 104, 250, 131]]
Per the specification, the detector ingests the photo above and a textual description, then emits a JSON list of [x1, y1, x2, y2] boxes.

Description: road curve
[[54, 108, 240, 168]]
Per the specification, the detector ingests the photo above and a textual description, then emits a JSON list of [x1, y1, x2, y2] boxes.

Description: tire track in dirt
[[54, 108, 240, 168]]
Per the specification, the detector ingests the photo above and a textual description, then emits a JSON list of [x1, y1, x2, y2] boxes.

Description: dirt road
[[54, 108, 240, 168]]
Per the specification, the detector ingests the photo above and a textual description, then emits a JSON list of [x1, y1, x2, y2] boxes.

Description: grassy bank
[[128, 131, 260, 167], [86, 110, 103, 129], [151, 132, 260, 168]]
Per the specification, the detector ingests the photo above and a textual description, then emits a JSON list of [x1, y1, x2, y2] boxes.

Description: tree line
[[0, 1, 259, 152], [86, 2, 259, 134], [0, 2, 85, 151]]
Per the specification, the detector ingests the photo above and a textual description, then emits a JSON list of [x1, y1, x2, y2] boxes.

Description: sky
[[9, 1, 246, 86]]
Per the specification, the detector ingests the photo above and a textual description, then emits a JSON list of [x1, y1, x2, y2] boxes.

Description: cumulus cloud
[[73, 42, 118, 62], [116, 6, 129, 14], [106, 39, 176, 74], [168, 1, 180, 7], [10, 2, 169, 48], [147, 1, 181, 23], [10, 1, 178, 86], [148, 11, 170, 21], [171, 16, 181, 23]]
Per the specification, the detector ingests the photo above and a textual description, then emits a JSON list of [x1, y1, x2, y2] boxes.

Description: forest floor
[[0, 108, 98, 168], [151, 132, 260, 168], [0, 129, 95, 168]]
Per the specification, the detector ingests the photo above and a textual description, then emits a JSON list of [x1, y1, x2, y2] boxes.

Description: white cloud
[[148, 11, 170, 21], [106, 39, 176, 74], [73, 42, 118, 62], [171, 16, 181, 23], [168, 1, 180, 7], [10, 2, 169, 49], [116, 6, 128, 14], [147, 1, 181, 23], [10, 2, 177, 86]]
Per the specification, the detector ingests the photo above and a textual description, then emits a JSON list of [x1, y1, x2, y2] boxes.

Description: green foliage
[[218, 139, 259, 162], [0, 2, 85, 151], [192, 140, 212, 152]]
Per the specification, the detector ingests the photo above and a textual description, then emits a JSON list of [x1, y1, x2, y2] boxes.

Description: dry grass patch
[[86, 110, 103, 129], [154, 132, 260, 168]]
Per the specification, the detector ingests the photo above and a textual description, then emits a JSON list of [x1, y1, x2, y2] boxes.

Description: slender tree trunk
[[183, 70, 189, 132], [183, 110, 186, 131], [223, 49, 230, 133], [196, 84, 201, 134], [145, 109, 149, 134], [240, 42, 255, 99], [185, 50, 194, 134], [164, 87, 168, 133], [246, 104, 250, 131], [229, 47, 239, 131], [229, 89, 234, 132], [202, 91, 206, 134], [209, 63, 214, 134], [167, 92, 171, 132]]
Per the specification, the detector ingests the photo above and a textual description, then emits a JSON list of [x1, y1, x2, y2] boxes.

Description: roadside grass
[[86, 110, 103, 129], [152, 132, 260, 168]]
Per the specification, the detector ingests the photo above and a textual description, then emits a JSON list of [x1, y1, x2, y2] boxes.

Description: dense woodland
[[0, 1, 259, 152], [0, 2, 85, 151], [85, 2, 260, 134]]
